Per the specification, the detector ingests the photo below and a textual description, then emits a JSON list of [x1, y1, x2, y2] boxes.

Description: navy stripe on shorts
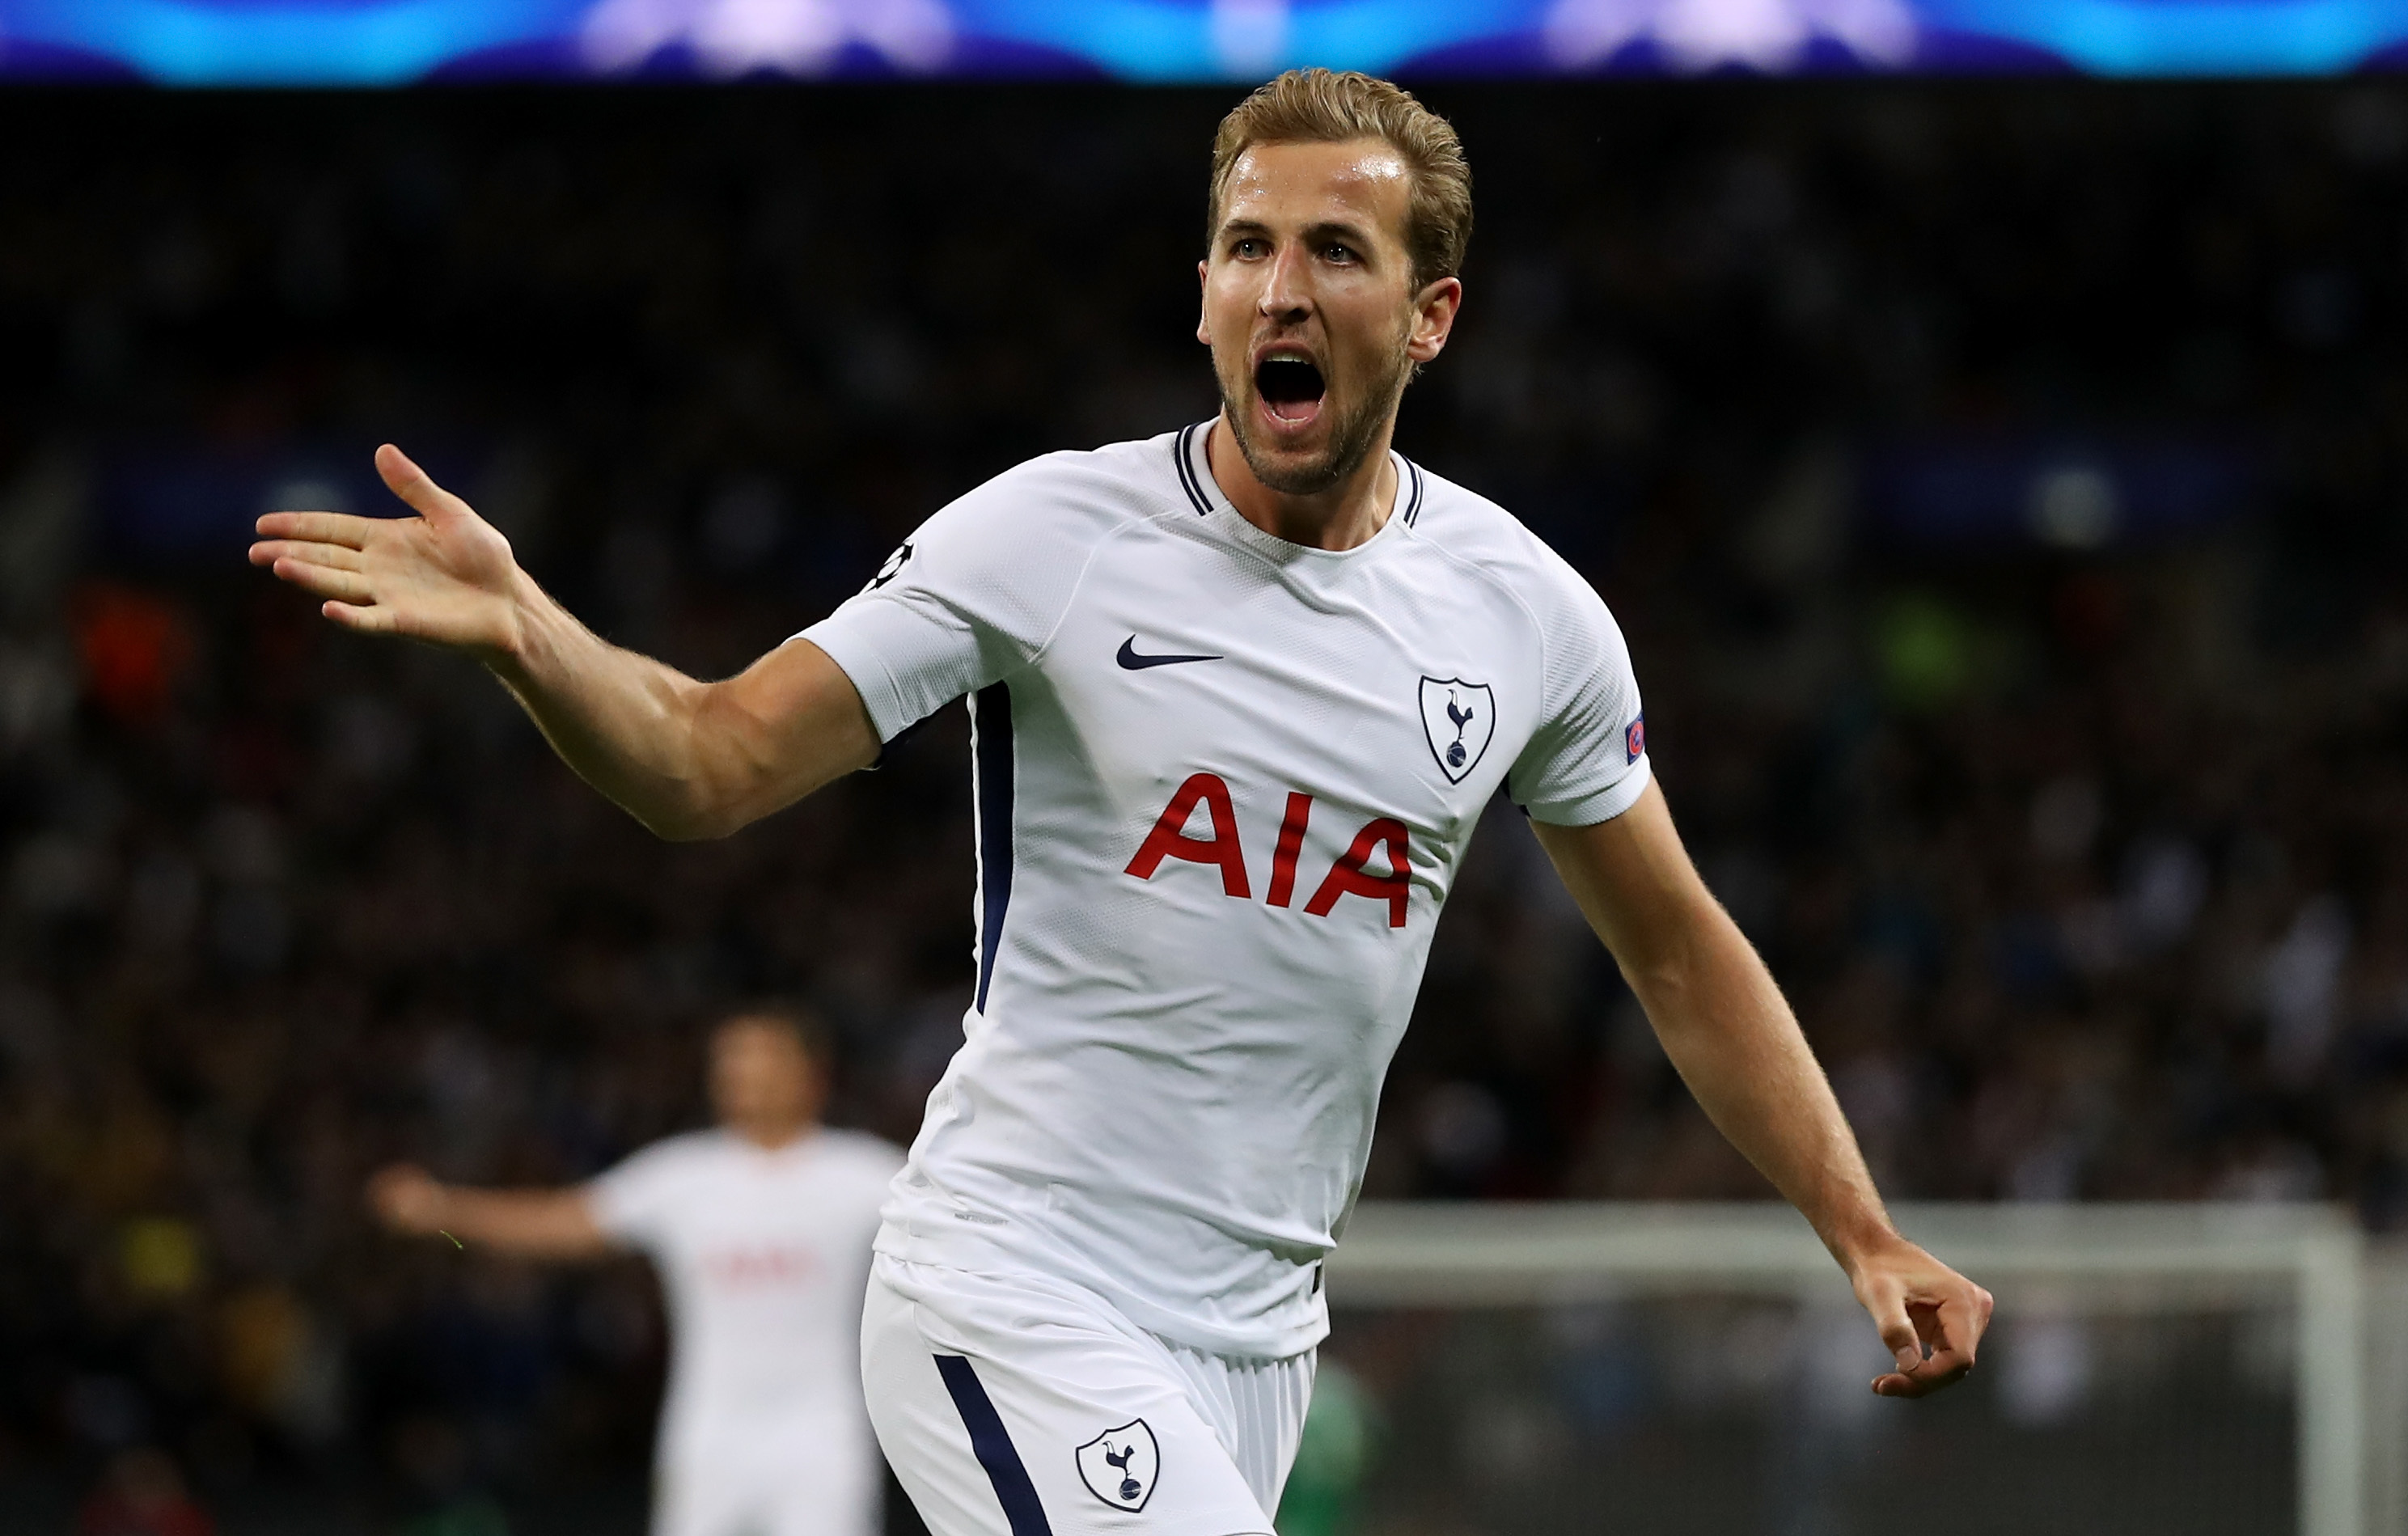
[[933, 1354, 1054, 1536]]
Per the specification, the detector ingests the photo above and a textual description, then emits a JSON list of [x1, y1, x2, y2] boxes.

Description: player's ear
[[1196, 260, 1213, 346], [1407, 275, 1462, 364]]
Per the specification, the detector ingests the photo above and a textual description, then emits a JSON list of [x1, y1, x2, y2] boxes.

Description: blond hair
[[1208, 69, 1473, 293]]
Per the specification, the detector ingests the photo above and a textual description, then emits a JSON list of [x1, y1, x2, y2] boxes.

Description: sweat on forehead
[[1225, 138, 1410, 192], [1216, 142, 1415, 246]]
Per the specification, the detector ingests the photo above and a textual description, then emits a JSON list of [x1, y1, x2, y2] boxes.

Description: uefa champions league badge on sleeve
[[1076, 1420, 1159, 1512], [1626, 714, 1646, 763], [864, 541, 913, 592], [1419, 677, 1496, 785]]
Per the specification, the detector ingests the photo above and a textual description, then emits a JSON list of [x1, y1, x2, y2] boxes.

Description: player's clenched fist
[[249, 443, 524, 661]]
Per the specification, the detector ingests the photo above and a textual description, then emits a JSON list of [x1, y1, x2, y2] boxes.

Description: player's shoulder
[[928, 428, 1200, 544], [594, 1128, 730, 1191], [1400, 458, 1602, 611], [810, 1127, 907, 1178], [628, 1127, 738, 1169]]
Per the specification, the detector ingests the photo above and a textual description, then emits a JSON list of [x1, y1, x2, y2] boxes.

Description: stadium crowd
[[2, 77, 2406, 1522]]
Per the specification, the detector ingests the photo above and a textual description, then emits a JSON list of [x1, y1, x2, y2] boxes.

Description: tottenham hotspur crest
[[1419, 677, 1496, 785], [1075, 1420, 1159, 1512]]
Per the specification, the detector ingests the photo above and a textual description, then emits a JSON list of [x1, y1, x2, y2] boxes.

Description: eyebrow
[[1217, 217, 1382, 250]]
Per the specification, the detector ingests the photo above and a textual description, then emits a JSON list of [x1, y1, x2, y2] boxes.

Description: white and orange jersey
[[802, 421, 1648, 1360]]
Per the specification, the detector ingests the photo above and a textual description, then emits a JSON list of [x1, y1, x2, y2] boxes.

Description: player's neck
[[730, 1117, 817, 1151], [1205, 414, 1398, 552]]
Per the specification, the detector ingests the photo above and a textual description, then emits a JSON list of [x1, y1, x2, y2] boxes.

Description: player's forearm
[[419, 1187, 613, 1259], [1626, 910, 1900, 1269], [484, 573, 785, 840]]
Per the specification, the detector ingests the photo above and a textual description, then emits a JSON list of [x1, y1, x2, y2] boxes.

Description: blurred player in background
[[268, 67, 1988, 1536], [369, 1008, 900, 1536]]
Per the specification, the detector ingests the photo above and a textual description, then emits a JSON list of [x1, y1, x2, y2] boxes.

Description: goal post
[[1323, 1203, 2375, 1536]]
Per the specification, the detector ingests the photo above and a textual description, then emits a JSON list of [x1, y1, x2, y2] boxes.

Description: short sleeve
[[1507, 561, 1651, 826], [585, 1138, 699, 1252], [800, 457, 1110, 743]]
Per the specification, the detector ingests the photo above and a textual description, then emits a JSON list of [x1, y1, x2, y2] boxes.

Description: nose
[[1258, 240, 1313, 321]]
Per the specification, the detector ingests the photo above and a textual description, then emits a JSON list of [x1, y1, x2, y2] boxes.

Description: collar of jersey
[[1179, 419, 1416, 564]]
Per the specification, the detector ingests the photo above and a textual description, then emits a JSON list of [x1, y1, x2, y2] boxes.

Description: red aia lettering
[[1126, 779, 1409, 927], [1265, 792, 1313, 908], [1124, 772, 1252, 897], [1304, 818, 1411, 929]]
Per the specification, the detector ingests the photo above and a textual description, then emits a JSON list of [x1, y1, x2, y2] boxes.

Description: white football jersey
[[588, 1128, 903, 1462], [802, 422, 1648, 1360]]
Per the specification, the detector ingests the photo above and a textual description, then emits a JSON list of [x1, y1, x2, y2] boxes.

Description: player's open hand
[[250, 445, 523, 661], [366, 1162, 451, 1236], [1851, 1236, 1993, 1398]]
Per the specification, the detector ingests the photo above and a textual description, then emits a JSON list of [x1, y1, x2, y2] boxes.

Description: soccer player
[[367, 1009, 900, 1536], [260, 69, 1991, 1536]]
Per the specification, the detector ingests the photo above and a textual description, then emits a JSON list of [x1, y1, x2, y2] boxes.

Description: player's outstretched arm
[[366, 1163, 616, 1260], [1530, 781, 1994, 1398], [251, 445, 878, 839]]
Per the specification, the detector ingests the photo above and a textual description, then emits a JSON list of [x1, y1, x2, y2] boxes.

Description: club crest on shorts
[[1075, 1419, 1159, 1512], [1419, 677, 1496, 785]]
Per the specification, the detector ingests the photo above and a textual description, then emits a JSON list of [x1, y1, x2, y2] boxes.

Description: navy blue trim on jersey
[[1401, 457, 1426, 527], [972, 683, 1014, 1014], [1174, 422, 1213, 516], [933, 1355, 1055, 1536], [866, 713, 934, 771]]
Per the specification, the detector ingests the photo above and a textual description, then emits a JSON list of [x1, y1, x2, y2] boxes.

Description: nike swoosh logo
[[1116, 636, 1223, 671]]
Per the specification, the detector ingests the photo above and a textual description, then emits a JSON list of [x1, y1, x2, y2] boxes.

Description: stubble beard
[[1217, 340, 1415, 497]]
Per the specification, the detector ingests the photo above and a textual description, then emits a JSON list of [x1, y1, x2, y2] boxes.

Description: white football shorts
[[861, 1256, 1314, 1536], [652, 1419, 881, 1536]]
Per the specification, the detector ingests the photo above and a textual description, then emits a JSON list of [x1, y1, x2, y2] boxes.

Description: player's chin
[[1247, 442, 1348, 497], [1248, 387, 1331, 449]]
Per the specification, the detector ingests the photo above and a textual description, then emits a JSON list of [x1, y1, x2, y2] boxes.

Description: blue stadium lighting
[[1928, 0, 2408, 74], [951, 0, 1496, 80], [6, 0, 2408, 81], [0, 0, 586, 83]]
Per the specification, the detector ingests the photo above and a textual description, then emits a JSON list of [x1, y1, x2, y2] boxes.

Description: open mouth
[[1255, 354, 1327, 425]]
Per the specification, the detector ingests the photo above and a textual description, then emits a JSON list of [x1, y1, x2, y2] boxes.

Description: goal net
[[1313, 1203, 2378, 1536]]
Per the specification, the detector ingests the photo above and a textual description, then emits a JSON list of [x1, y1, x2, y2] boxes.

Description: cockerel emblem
[[1075, 1419, 1159, 1512], [1418, 676, 1497, 785]]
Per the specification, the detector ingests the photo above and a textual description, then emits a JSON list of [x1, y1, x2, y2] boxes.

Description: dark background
[[2, 77, 2405, 1527]]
